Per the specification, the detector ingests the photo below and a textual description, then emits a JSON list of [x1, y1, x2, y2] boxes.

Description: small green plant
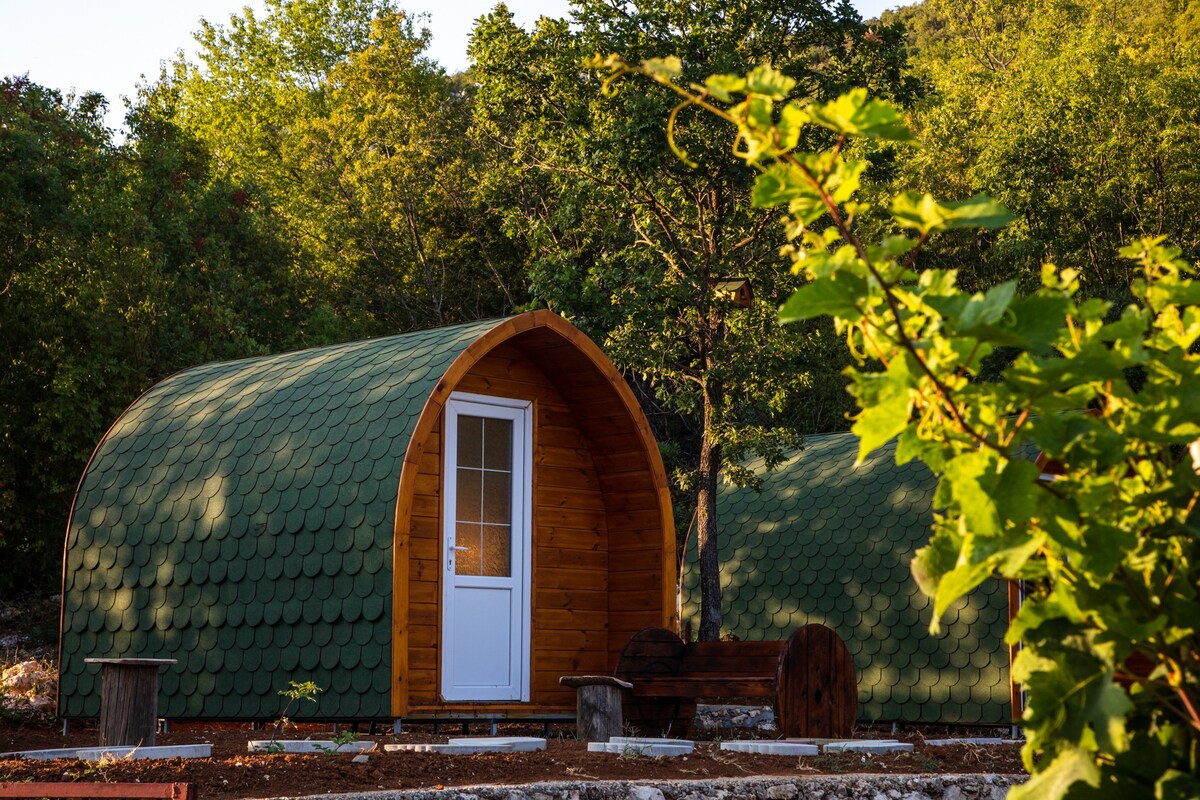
[[267, 680, 321, 752], [331, 729, 359, 747], [314, 729, 360, 754], [815, 753, 852, 774]]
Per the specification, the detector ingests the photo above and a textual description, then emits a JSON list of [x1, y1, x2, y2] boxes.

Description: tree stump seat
[[613, 624, 857, 738], [559, 675, 632, 742]]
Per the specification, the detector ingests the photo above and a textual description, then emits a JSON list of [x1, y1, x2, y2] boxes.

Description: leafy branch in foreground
[[595, 55, 1200, 798]]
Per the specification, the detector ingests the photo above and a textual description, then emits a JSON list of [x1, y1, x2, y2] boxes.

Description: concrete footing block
[[822, 740, 913, 754], [588, 737, 694, 757], [383, 737, 545, 755], [449, 737, 546, 752], [0, 744, 212, 761], [719, 741, 819, 756], [609, 736, 694, 748], [924, 737, 1015, 746], [247, 739, 375, 754]]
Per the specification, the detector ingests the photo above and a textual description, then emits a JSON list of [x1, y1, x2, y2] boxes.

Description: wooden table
[[84, 658, 177, 747]]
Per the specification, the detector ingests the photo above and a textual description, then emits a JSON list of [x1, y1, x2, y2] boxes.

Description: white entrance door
[[440, 392, 532, 702]]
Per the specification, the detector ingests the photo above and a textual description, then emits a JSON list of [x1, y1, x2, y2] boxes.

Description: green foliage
[[0, 76, 305, 594], [478, 0, 912, 639], [893, 0, 1200, 303], [157, 0, 524, 332], [620, 60, 1200, 797]]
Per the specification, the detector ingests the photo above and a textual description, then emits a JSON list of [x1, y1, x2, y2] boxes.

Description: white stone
[[719, 741, 818, 756], [923, 738, 1010, 747], [822, 740, 913, 754], [448, 737, 547, 752], [627, 786, 666, 800], [352, 754, 370, 764], [763, 783, 799, 799], [247, 739, 375, 754], [0, 744, 212, 761]]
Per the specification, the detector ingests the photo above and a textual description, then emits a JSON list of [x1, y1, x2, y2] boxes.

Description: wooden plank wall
[[405, 343, 610, 710], [525, 338, 669, 668]]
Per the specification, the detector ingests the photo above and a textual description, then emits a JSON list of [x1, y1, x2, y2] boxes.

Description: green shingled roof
[[60, 317, 503, 720], [682, 432, 1012, 725]]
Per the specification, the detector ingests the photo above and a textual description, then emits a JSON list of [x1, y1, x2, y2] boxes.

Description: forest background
[[3, 0, 1200, 610]]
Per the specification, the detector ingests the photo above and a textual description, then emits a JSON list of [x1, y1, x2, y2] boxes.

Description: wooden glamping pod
[[59, 311, 676, 722]]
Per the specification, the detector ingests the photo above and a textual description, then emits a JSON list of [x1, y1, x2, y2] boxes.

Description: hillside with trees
[[3, 0, 1200, 622]]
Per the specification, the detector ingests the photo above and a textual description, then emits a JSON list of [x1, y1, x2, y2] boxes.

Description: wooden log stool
[[559, 675, 632, 742], [84, 658, 177, 747]]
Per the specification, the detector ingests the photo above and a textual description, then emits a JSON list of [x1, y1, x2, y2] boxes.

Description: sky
[[0, 0, 903, 133]]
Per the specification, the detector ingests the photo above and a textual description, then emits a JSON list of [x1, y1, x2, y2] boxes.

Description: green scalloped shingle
[[681, 431, 1012, 725], [61, 317, 504, 720]]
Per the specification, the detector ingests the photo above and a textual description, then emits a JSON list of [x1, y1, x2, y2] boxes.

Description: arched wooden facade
[[59, 311, 675, 721], [390, 313, 676, 716]]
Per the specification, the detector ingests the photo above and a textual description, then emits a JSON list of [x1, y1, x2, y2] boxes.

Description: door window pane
[[454, 522, 482, 575], [456, 468, 482, 523], [457, 416, 484, 468], [482, 471, 511, 524], [482, 524, 511, 577], [483, 419, 512, 470]]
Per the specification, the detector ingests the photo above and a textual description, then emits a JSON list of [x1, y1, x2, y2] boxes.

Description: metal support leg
[[489, 720, 497, 736], [62, 718, 71, 736], [393, 718, 403, 735]]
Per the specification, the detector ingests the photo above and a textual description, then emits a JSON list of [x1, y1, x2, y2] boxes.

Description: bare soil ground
[[1, 598, 1023, 799], [0, 719, 1024, 800]]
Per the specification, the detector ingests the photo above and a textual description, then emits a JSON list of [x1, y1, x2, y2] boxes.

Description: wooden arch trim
[[389, 310, 675, 716]]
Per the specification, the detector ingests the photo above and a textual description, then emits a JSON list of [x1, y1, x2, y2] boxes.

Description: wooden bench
[[614, 623, 857, 738], [0, 783, 195, 800]]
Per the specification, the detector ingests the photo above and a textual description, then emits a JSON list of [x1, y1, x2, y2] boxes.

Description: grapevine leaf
[[808, 87, 914, 141], [704, 73, 744, 102], [1007, 747, 1100, 800], [744, 63, 794, 100], [779, 274, 866, 322]]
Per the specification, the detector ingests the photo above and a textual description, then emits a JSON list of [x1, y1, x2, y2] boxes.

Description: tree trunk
[[696, 375, 724, 641]]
